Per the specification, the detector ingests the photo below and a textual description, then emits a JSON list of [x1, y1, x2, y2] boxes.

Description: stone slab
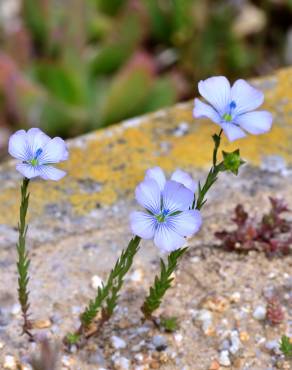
[[0, 67, 291, 247], [0, 68, 291, 369]]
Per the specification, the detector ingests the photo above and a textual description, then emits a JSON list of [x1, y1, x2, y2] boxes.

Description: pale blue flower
[[8, 128, 68, 180], [130, 167, 202, 252], [193, 76, 273, 141], [145, 166, 197, 193]]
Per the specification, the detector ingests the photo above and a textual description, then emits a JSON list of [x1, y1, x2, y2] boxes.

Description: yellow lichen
[[0, 67, 291, 225]]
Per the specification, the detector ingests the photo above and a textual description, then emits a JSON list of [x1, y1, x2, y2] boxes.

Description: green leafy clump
[[66, 333, 81, 346], [80, 236, 141, 328], [160, 316, 179, 332], [141, 248, 187, 319], [279, 335, 292, 358]]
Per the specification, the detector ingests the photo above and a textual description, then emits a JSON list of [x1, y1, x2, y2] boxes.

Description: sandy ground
[[0, 165, 291, 370]]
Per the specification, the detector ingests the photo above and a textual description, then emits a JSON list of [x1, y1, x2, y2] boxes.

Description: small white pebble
[[189, 309, 199, 319], [91, 275, 103, 290], [131, 340, 145, 352], [230, 292, 241, 303], [196, 309, 213, 333], [111, 335, 127, 349], [174, 333, 183, 344], [113, 356, 130, 370], [152, 335, 168, 349], [190, 256, 200, 263], [135, 326, 149, 334], [61, 355, 72, 367], [229, 330, 241, 355], [20, 366, 32, 370], [71, 306, 81, 315], [129, 269, 144, 283], [268, 272, 277, 279], [3, 355, 17, 369], [0, 341, 5, 349], [219, 350, 231, 366], [253, 306, 267, 321], [11, 303, 21, 315], [265, 339, 280, 354], [134, 353, 143, 362]]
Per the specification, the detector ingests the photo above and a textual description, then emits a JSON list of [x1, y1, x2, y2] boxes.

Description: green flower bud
[[222, 149, 245, 175]]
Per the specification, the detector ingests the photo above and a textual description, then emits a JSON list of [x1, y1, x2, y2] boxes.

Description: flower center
[[222, 101, 236, 122], [156, 208, 170, 223], [30, 148, 43, 167]]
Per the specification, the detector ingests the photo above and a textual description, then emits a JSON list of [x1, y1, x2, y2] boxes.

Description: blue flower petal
[[171, 169, 197, 193], [8, 130, 31, 161], [39, 137, 69, 164], [154, 223, 186, 252], [130, 211, 156, 239], [135, 178, 161, 214], [198, 76, 231, 115], [145, 166, 166, 191], [231, 79, 264, 115], [16, 163, 41, 179], [193, 98, 221, 124], [220, 122, 246, 142], [26, 128, 50, 156], [162, 180, 193, 213], [168, 210, 202, 237], [39, 166, 66, 181], [234, 111, 273, 135]]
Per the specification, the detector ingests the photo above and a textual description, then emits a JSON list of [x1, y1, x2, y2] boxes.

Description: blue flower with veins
[[193, 76, 273, 141], [8, 128, 69, 181], [130, 167, 202, 253]]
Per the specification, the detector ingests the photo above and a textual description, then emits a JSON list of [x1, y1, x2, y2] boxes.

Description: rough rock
[[0, 67, 292, 370]]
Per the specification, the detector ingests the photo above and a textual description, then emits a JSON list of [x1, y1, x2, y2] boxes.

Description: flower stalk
[[68, 236, 141, 343], [142, 129, 225, 320], [141, 247, 187, 320], [17, 177, 33, 339], [195, 129, 223, 210]]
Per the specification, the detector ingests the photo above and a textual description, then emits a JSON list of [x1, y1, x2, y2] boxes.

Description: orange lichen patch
[[0, 67, 291, 225]]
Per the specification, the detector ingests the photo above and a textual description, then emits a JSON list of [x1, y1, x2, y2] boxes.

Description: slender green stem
[[71, 236, 141, 341], [141, 248, 187, 320], [142, 129, 224, 320], [17, 178, 33, 339], [195, 129, 223, 210], [213, 129, 223, 167]]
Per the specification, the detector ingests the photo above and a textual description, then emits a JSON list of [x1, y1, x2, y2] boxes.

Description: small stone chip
[[253, 306, 267, 320], [129, 268, 144, 283], [113, 356, 130, 370], [11, 304, 21, 316], [152, 335, 168, 351], [209, 360, 220, 370], [230, 292, 241, 303], [229, 330, 241, 355], [111, 335, 127, 349], [219, 350, 231, 367], [3, 355, 17, 370], [33, 319, 52, 329], [239, 331, 250, 342]]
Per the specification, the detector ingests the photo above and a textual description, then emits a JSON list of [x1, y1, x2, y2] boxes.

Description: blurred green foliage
[[0, 0, 291, 138]]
